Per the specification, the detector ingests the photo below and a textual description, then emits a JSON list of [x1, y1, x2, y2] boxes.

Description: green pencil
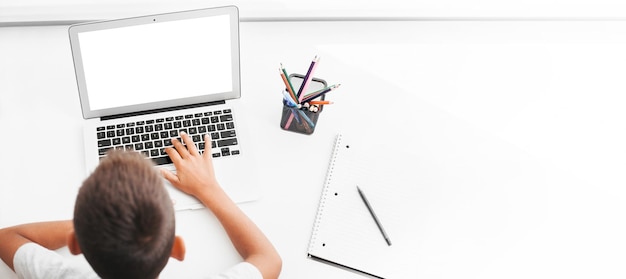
[[280, 63, 296, 99]]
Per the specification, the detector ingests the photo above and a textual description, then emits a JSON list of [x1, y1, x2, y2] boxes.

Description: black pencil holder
[[279, 74, 327, 135], [279, 96, 324, 135]]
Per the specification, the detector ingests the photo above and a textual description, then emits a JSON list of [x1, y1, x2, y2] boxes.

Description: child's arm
[[0, 220, 73, 270], [161, 132, 282, 279]]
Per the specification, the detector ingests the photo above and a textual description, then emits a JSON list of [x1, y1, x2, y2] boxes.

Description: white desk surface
[[2, 20, 626, 278]]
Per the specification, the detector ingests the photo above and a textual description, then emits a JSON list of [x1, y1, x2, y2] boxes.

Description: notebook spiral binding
[[307, 134, 343, 255]]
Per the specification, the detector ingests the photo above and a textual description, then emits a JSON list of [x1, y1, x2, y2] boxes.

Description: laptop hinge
[[101, 100, 226, 121]]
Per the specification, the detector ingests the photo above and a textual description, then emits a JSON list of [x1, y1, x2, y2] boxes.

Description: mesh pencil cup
[[280, 95, 325, 135], [280, 74, 327, 135]]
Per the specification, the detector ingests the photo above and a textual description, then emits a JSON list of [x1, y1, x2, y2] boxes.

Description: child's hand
[[161, 132, 220, 199]]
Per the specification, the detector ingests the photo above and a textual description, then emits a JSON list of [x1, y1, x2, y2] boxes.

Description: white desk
[[2, 20, 626, 278]]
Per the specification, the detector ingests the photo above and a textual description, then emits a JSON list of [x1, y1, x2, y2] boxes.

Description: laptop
[[69, 6, 259, 210]]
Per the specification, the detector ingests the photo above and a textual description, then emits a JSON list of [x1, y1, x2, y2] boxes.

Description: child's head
[[71, 151, 182, 279]]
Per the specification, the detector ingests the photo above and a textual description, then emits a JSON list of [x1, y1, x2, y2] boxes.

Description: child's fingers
[[202, 134, 211, 158], [181, 132, 199, 156], [164, 146, 182, 164], [160, 168, 180, 186], [171, 136, 189, 159]]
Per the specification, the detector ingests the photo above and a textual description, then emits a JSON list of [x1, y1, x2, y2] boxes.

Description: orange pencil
[[309, 100, 333, 105]]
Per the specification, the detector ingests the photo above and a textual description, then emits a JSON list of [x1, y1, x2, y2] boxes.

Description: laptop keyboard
[[95, 109, 240, 165]]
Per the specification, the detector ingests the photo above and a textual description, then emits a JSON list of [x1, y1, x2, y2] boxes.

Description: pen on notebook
[[357, 186, 392, 246], [296, 55, 320, 101]]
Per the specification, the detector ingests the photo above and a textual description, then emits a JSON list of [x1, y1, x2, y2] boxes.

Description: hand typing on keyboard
[[160, 132, 219, 195]]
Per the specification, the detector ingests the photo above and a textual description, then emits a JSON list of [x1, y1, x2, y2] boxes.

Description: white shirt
[[13, 243, 262, 279]]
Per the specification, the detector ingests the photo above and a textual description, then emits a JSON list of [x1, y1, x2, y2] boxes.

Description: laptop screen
[[69, 7, 240, 119]]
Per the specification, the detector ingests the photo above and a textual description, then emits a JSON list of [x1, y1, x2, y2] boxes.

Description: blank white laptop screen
[[77, 15, 232, 111]]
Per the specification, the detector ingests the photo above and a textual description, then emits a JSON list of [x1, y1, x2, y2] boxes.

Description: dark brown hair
[[74, 151, 175, 279]]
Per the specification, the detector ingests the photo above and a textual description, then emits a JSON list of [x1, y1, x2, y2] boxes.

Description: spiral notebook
[[307, 134, 414, 279]]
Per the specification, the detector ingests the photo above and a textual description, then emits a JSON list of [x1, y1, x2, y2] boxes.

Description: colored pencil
[[280, 63, 296, 98], [309, 100, 333, 105], [296, 55, 320, 101], [280, 68, 298, 102], [301, 84, 340, 101], [301, 85, 330, 100], [301, 84, 341, 103]]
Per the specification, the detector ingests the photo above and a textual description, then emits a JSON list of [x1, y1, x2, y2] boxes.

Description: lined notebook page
[[308, 134, 416, 278]]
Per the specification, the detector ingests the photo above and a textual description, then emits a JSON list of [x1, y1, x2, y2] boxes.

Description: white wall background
[[3, 0, 626, 25]]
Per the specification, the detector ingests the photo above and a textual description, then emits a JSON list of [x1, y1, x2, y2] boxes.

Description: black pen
[[356, 186, 392, 246]]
